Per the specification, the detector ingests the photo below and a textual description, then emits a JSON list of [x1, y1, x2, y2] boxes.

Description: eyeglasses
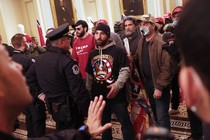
[[75, 27, 81, 31]]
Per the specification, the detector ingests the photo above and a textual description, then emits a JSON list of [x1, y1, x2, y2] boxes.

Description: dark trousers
[[187, 109, 203, 138], [55, 119, 82, 132], [25, 100, 46, 138], [171, 73, 180, 110], [102, 101, 133, 140], [144, 78, 171, 130], [203, 123, 210, 140]]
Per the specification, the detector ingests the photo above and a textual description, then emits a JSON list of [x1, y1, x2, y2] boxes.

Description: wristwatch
[[78, 125, 91, 138], [79, 125, 89, 131]]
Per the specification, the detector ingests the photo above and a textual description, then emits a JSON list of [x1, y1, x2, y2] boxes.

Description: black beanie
[[95, 23, 110, 37]]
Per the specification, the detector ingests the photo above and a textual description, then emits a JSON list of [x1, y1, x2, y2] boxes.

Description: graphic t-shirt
[[72, 34, 95, 79], [86, 43, 129, 102]]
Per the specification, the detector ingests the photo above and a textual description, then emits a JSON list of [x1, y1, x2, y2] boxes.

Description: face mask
[[140, 26, 150, 36], [172, 20, 178, 26]]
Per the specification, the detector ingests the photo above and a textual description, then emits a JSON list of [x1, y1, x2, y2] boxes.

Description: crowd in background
[[0, 1, 210, 140]]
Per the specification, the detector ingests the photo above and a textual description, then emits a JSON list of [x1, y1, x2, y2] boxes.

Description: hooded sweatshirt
[[86, 41, 130, 102]]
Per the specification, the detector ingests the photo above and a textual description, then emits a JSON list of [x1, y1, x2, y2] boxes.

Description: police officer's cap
[[46, 23, 70, 41]]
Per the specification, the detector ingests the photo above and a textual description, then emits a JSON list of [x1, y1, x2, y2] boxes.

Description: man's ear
[[179, 67, 203, 108]]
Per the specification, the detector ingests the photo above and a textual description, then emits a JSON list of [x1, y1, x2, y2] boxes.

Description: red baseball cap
[[172, 6, 183, 17], [164, 13, 172, 19], [155, 17, 164, 24], [97, 19, 108, 25]]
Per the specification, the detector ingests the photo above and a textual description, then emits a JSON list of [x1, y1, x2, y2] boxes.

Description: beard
[[96, 38, 109, 47], [77, 30, 85, 37], [125, 30, 133, 37]]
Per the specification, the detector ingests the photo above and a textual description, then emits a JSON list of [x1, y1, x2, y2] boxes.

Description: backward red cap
[[172, 6, 183, 17]]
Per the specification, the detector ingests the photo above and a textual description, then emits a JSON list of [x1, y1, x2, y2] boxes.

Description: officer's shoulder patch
[[31, 58, 36, 63], [72, 64, 80, 75]]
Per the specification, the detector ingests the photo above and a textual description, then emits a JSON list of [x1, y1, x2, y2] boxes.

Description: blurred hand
[[107, 84, 119, 99], [86, 95, 112, 137], [153, 89, 162, 99], [38, 93, 46, 103]]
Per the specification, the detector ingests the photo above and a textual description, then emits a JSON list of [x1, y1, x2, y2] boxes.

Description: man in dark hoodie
[[86, 23, 133, 140]]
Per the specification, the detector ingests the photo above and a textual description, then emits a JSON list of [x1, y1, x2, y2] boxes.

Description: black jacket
[[12, 50, 34, 75], [27, 46, 90, 116], [0, 129, 91, 140]]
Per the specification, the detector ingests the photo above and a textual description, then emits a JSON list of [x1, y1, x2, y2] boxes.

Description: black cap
[[71, 20, 88, 29], [95, 23, 110, 37], [46, 23, 70, 41]]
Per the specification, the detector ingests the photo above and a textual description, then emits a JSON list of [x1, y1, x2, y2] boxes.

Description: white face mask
[[140, 26, 150, 36], [172, 20, 178, 26]]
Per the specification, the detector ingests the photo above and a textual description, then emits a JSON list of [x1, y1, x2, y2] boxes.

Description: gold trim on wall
[[50, 0, 77, 28], [142, 0, 148, 14]]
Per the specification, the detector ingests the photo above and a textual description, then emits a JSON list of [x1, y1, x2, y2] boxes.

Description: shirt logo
[[92, 54, 114, 84], [72, 65, 80, 75]]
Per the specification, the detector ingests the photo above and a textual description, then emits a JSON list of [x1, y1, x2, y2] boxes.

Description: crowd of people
[[0, 0, 210, 139]]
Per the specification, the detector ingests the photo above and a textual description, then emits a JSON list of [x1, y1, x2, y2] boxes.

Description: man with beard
[[135, 14, 174, 130], [86, 23, 133, 140], [123, 16, 156, 139], [11, 33, 46, 137], [92, 19, 124, 49], [123, 16, 142, 61], [72, 20, 95, 80]]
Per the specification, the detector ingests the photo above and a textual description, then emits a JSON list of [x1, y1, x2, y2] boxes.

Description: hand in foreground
[[86, 95, 112, 137], [38, 93, 46, 103], [153, 89, 162, 99], [107, 84, 119, 99]]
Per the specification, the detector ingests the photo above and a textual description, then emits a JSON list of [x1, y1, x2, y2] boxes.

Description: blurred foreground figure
[[0, 49, 111, 139], [143, 127, 174, 140], [175, 0, 210, 139]]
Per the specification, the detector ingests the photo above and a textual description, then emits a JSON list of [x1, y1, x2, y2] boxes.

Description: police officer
[[11, 33, 46, 137], [27, 23, 90, 131]]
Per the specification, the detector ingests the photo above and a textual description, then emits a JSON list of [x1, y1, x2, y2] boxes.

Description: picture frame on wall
[[50, 0, 77, 27], [120, 0, 147, 16]]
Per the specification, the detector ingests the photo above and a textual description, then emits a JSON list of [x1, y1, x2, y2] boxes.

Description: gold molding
[[142, 0, 148, 14], [50, 0, 58, 27]]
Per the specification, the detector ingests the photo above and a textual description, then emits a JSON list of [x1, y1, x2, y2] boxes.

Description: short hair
[[175, 0, 210, 91], [11, 33, 25, 48], [31, 36, 37, 41]]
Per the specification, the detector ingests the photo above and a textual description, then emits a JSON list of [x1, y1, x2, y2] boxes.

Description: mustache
[[96, 39, 103, 42]]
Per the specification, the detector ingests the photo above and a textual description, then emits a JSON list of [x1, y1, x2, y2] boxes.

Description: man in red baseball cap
[[164, 13, 172, 24], [172, 6, 183, 24], [155, 17, 165, 34]]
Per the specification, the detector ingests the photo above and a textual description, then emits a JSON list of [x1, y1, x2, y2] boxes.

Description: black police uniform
[[12, 50, 46, 138], [12, 50, 34, 75], [27, 23, 90, 131]]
